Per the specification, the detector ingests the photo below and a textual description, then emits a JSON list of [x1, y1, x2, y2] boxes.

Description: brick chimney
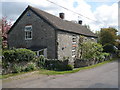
[[59, 13, 64, 19]]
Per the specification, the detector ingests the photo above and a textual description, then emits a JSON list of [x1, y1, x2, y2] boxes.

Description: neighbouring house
[[7, 5, 97, 64]]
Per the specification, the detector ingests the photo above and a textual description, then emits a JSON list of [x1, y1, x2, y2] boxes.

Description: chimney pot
[[78, 20, 82, 25], [59, 13, 64, 19]]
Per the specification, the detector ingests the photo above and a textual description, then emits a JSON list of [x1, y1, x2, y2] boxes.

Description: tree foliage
[[1, 17, 12, 48], [78, 39, 110, 62], [98, 27, 118, 53], [99, 27, 117, 46]]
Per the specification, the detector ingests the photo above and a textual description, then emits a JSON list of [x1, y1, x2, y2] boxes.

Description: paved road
[[3, 60, 118, 88]]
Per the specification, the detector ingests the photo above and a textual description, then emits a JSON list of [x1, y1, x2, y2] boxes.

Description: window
[[25, 25, 32, 40], [72, 34, 77, 57], [36, 48, 47, 58]]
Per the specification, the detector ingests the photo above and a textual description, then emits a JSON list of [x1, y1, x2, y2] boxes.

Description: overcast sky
[[0, 0, 119, 33]]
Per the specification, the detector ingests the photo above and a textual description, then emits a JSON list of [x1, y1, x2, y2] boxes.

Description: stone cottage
[[8, 5, 97, 64]]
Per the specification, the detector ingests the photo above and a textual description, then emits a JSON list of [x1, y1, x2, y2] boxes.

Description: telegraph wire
[[45, 0, 104, 24]]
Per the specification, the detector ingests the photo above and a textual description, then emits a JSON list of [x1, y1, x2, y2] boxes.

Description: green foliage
[[66, 64, 73, 70], [3, 48, 36, 62], [80, 41, 103, 60], [116, 50, 120, 58], [78, 39, 110, 63], [37, 55, 45, 68], [3, 50, 16, 62], [44, 59, 70, 71], [0, 36, 2, 46], [36, 55, 72, 71], [2, 48, 36, 74], [99, 27, 117, 45], [13, 64, 22, 73], [103, 44, 115, 53], [97, 27, 119, 53], [25, 63, 36, 72]]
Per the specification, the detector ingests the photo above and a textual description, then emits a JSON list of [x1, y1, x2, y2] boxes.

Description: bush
[[25, 62, 36, 72], [103, 44, 115, 53], [45, 59, 72, 71], [116, 50, 120, 58], [36, 56, 71, 71], [79, 41, 103, 60], [37, 55, 45, 68], [78, 40, 110, 65], [3, 48, 36, 62], [3, 50, 16, 62], [13, 64, 22, 73], [65, 64, 73, 70]]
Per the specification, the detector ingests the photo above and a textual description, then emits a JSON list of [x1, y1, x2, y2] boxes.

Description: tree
[[116, 34, 120, 50], [99, 27, 118, 53], [99, 27, 117, 46], [1, 17, 12, 48]]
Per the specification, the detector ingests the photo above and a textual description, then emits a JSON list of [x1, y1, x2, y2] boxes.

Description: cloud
[[1, 0, 118, 33], [93, 3, 118, 31], [1, 2, 28, 21]]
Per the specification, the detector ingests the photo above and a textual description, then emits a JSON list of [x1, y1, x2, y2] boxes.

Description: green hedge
[[37, 55, 73, 71], [3, 48, 36, 62]]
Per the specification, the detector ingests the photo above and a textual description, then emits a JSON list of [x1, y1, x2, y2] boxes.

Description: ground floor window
[[36, 48, 47, 58]]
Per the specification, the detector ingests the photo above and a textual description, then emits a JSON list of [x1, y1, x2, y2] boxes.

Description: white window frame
[[36, 48, 47, 58], [72, 34, 77, 57], [25, 25, 32, 40]]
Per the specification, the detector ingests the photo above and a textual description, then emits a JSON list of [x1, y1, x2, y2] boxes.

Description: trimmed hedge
[[3, 48, 36, 62], [37, 55, 73, 71], [2, 48, 36, 74]]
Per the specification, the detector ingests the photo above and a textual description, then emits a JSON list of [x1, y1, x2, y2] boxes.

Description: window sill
[[25, 38, 32, 40]]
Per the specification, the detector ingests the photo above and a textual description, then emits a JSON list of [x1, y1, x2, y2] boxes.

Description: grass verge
[[1, 71, 38, 79], [39, 58, 117, 75]]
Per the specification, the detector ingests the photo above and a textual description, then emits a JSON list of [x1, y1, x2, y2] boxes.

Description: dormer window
[[25, 25, 32, 40]]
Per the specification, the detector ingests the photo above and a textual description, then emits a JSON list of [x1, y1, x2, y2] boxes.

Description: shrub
[[16, 49, 36, 62], [3, 50, 16, 62], [37, 55, 45, 68], [116, 50, 120, 58], [65, 64, 73, 70], [78, 40, 110, 65], [79, 41, 103, 60], [103, 44, 115, 53], [3, 48, 36, 62], [43, 59, 70, 71], [37, 56, 71, 71], [13, 64, 22, 73], [25, 62, 36, 72]]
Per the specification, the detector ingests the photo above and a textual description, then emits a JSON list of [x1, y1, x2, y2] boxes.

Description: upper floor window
[[25, 25, 32, 40]]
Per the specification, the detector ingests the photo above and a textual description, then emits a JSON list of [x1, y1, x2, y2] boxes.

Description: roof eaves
[[57, 29, 98, 38]]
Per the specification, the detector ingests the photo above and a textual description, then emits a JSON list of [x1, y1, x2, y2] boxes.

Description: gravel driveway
[[2, 60, 119, 88]]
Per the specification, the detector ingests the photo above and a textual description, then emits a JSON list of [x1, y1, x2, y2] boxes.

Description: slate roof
[[8, 5, 97, 38]]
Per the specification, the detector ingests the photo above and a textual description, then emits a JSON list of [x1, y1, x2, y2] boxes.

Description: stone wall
[[8, 9, 56, 59], [57, 31, 79, 65]]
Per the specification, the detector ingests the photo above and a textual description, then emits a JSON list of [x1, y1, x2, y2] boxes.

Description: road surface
[[2, 60, 118, 88]]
